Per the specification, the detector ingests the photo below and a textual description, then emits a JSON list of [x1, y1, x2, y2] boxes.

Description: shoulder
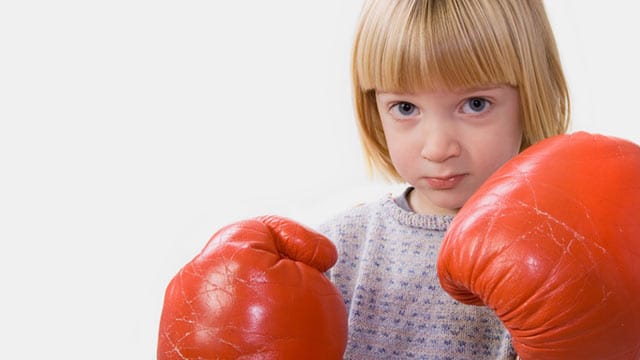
[[315, 194, 393, 237]]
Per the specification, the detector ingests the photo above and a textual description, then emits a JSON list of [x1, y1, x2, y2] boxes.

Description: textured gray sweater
[[318, 190, 516, 359]]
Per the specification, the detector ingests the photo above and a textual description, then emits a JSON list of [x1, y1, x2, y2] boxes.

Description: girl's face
[[376, 85, 522, 215]]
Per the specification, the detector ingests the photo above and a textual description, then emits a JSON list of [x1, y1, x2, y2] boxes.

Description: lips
[[424, 174, 466, 190]]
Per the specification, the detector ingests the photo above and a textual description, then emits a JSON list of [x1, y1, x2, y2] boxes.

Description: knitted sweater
[[317, 191, 516, 359]]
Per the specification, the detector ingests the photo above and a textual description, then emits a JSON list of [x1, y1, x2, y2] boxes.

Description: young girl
[[318, 0, 570, 358]]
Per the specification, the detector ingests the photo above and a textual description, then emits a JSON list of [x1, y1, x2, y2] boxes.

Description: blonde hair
[[352, 0, 570, 181]]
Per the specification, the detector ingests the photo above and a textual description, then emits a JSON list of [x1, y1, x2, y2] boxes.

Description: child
[[318, 0, 570, 358]]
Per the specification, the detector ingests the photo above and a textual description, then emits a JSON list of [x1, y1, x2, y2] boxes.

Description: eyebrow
[[453, 84, 509, 94], [376, 84, 510, 96]]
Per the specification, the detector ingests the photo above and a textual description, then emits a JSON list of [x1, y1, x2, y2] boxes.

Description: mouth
[[424, 174, 467, 190]]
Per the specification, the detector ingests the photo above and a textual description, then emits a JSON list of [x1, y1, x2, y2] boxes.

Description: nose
[[420, 120, 461, 163]]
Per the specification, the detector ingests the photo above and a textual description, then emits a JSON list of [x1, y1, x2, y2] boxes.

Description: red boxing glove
[[157, 216, 347, 359], [437, 132, 640, 359]]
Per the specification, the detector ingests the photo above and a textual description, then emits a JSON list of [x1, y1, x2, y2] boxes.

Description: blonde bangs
[[354, 0, 520, 93], [352, 0, 570, 181]]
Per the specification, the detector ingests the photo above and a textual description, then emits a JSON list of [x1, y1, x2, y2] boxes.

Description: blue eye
[[463, 97, 490, 113], [392, 102, 417, 116]]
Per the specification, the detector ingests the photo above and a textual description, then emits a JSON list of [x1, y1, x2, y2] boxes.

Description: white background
[[1, 1, 638, 358]]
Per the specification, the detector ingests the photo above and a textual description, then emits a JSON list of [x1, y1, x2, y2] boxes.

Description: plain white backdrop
[[0, 1, 638, 358]]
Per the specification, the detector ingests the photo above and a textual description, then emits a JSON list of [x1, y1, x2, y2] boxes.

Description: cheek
[[493, 114, 523, 162], [479, 131, 522, 175], [386, 139, 410, 170], [469, 122, 522, 177], [384, 133, 416, 176]]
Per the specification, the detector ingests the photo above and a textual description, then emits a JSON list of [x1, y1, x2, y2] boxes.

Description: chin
[[430, 199, 464, 215], [415, 188, 468, 215]]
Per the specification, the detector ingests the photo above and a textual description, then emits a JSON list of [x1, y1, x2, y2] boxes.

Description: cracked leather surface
[[437, 132, 640, 360], [157, 215, 348, 359]]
